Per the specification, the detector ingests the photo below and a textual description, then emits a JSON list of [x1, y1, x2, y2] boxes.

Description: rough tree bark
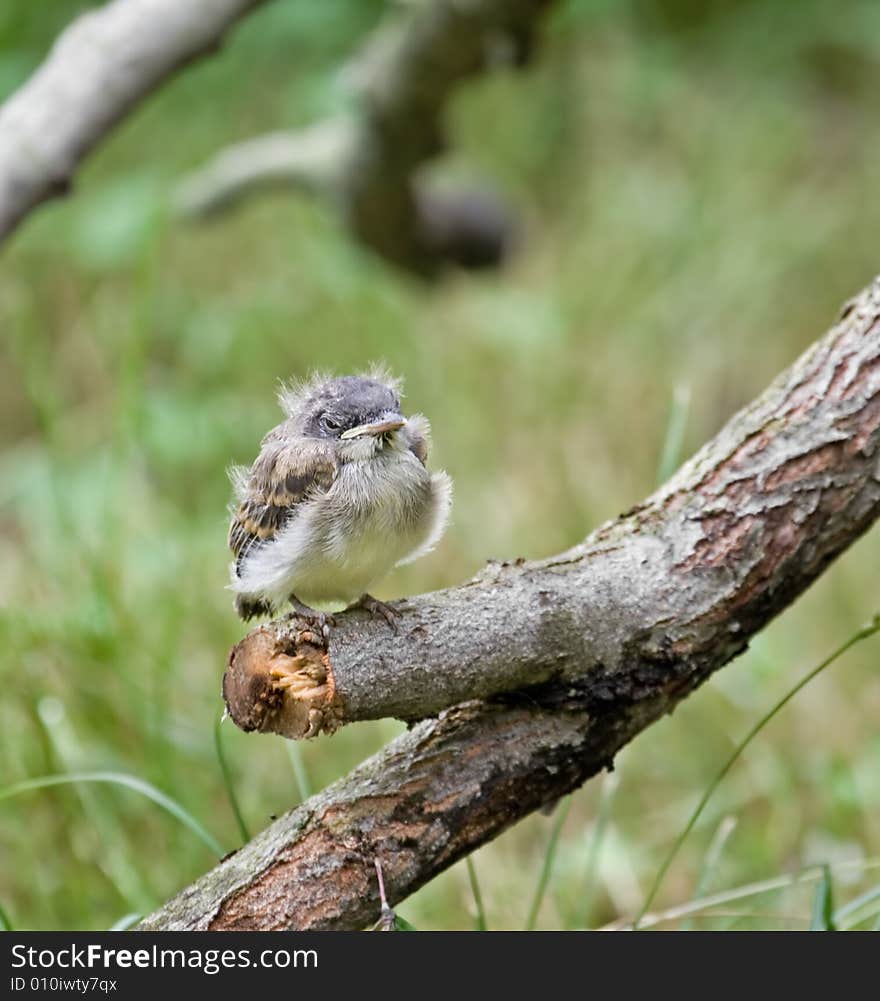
[[0, 0, 267, 244], [140, 277, 880, 931]]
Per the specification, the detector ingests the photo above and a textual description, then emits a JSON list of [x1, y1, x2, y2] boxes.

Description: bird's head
[[280, 371, 410, 460]]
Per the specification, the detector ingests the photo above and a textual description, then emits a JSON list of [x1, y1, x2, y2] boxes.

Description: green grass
[[0, 771, 225, 858], [635, 616, 880, 928], [525, 797, 573, 930], [465, 856, 488, 931], [2, 0, 880, 930], [214, 715, 251, 844]]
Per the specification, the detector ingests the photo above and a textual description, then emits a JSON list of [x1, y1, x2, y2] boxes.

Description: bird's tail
[[234, 593, 273, 621]]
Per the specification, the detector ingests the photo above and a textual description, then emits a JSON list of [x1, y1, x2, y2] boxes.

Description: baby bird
[[228, 369, 452, 626]]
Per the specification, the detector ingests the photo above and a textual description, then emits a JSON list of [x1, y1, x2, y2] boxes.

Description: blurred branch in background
[[141, 277, 880, 930], [175, 0, 558, 276], [0, 0, 268, 245]]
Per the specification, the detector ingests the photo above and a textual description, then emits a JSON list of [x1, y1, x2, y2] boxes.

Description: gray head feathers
[[278, 365, 403, 421]]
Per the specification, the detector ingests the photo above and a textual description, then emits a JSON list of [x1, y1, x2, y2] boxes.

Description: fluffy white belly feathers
[[235, 447, 451, 609]]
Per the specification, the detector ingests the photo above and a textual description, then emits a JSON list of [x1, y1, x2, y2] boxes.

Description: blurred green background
[[1, 0, 879, 931]]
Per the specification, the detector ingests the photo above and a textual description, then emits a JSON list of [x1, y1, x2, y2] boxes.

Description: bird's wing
[[228, 437, 337, 576]]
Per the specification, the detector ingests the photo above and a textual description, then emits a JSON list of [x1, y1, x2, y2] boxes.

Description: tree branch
[[176, 0, 556, 275], [0, 0, 267, 245], [173, 121, 357, 216], [141, 277, 880, 930]]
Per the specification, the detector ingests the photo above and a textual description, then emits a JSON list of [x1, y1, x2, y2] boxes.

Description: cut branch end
[[223, 624, 342, 739]]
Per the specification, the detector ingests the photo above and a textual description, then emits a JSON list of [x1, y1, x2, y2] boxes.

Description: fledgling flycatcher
[[228, 368, 452, 626]]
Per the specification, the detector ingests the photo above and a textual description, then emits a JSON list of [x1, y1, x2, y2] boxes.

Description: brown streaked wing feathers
[[228, 439, 337, 575]]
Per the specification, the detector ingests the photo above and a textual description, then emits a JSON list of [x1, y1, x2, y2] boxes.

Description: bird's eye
[[320, 415, 341, 434]]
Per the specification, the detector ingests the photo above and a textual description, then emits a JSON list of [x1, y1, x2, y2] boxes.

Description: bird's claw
[[349, 593, 401, 630], [286, 596, 336, 641]]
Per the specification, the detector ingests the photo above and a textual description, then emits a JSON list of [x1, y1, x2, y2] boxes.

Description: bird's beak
[[340, 417, 406, 440]]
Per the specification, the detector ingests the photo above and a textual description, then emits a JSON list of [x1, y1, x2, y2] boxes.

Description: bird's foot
[[347, 593, 401, 630], [286, 595, 336, 639]]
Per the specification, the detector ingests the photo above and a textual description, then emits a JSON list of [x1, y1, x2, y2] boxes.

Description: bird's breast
[[325, 454, 432, 550], [294, 453, 433, 604]]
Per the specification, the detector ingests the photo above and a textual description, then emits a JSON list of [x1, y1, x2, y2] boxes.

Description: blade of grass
[[605, 857, 880, 930], [656, 383, 691, 485], [634, 615, 880, 929], [676, 910, 805, 926], [36, 697, 150, 909], [465, 856, 487, 931], [809, 864, 836, 930], [368, 858, 417, 931], [681, 815, 737, 930], [109, 913, 142, 931], [0, 901, 13, 931], [214, 715, 251, 843], [834, 882, 880, 928], [285, 741, 312, 802], [573, 771, 618, 928], [525, 796, 573, 931], [0, 771, 225, 858]]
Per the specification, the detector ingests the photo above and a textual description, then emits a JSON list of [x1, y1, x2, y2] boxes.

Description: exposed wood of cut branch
[[0, 0, 267, 244], [142, 278, 880, 931]]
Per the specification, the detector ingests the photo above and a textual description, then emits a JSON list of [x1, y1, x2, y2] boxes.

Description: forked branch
[[0, 0, 554, 273], [176, 0, 557, 275]]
